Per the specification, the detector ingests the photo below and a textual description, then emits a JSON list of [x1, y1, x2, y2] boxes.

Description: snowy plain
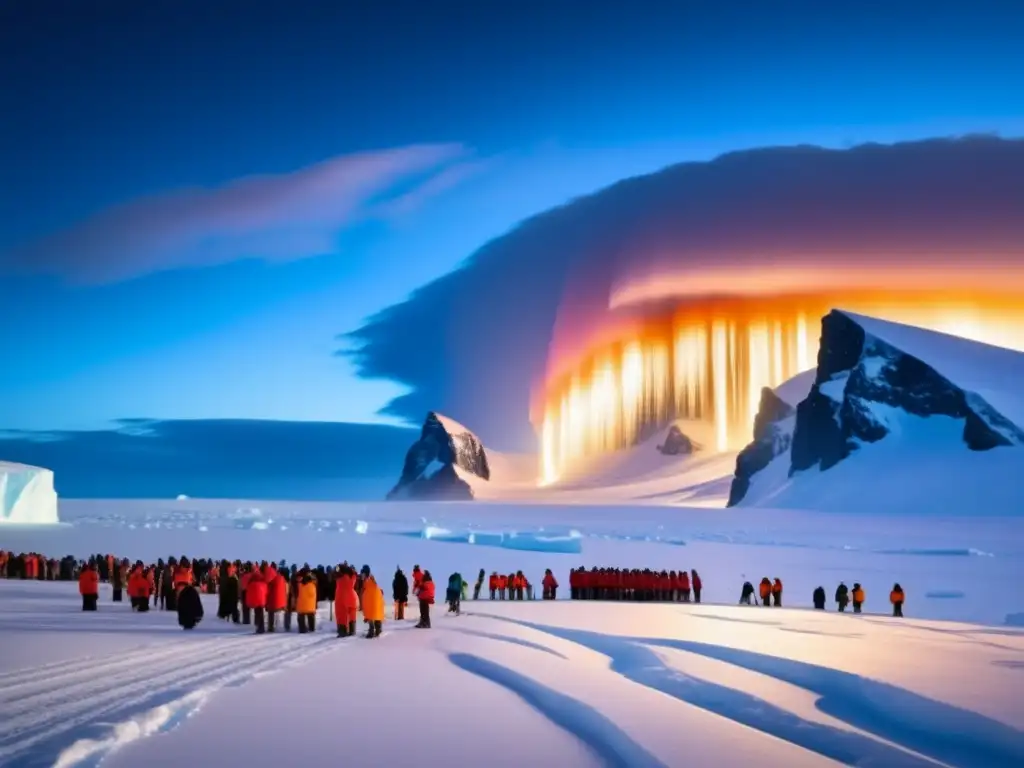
[[2, 497, 1024, 765], [1, 572, 1023, 768]]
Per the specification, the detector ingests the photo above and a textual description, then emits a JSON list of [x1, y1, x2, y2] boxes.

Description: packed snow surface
[[0, 579, 1022, 768], [2, 498, 1024, 765], [0, 461, 59, 524]]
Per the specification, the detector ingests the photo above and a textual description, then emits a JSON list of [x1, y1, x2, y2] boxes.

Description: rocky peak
[[790, 310, 1023, 475], [727, 387, 796, 506], [387, 412, 491, 500], [657, 425, 695, 455]]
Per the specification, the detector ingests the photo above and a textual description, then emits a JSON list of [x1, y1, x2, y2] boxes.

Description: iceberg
[[417, 525, 582, 554], [0, 461, 59, 524]]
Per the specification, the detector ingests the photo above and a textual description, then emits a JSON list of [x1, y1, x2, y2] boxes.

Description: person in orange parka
[[758, 578, 772, 607], [334, 564, 359, 637], [360, 565, 385, 638], [79, 563, 99, 611], [111, 558, 127, 603], [412, 565, 423, 595], [542, 569, 558, 600], [497, 573, 508, 600], [246, 568, 268, 634], [173, 558, 194, 594], [266, 565, 287, 632], [128, 564, 150, 612], [771, 578, 783, 607], [295, 568, 319, 633], [890, 583, 905, 617]]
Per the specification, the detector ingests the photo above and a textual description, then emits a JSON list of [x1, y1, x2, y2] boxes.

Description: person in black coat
[[740, 581, 755, 605], [178, 583, 204, 630], [813, 586, 826, 610], [393, 567, 409, 620], [835, 582, 850, 612], [217, 560, 240, 622]]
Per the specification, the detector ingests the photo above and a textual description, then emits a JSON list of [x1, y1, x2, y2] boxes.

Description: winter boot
[[337, 624, 348, 638], [348, 620, 357, 637]]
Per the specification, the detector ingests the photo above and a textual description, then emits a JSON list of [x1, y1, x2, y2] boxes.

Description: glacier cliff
[[0, 461, 59, 524]]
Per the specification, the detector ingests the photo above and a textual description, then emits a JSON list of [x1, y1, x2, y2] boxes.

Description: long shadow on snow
[[861, 620, 1024, 654], [778, 627, 864, 639], [490, 617, 1024, 768], [992, 660, 1024, 670], [443, 628, 569, 659], [447, 653, 666, 768], [687, 612, 785, 627]]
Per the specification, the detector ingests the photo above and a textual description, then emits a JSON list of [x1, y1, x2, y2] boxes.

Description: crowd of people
[[568, 566, 703, 602], [740, 577, 906, 616], [0, 550, 908, 626]]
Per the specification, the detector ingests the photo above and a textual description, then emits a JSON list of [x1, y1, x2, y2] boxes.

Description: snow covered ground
[[3, 498, 1023, 765], [1, 579, 1022, 768]]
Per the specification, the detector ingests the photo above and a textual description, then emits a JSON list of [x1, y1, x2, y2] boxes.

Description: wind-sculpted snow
[[0, 461, 58, 524], [0, 586, 340, 768]]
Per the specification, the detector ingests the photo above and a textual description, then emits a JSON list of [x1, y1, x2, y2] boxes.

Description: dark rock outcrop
[[657, 425, 695, 456], [387, 412, 491, 500], [727, 388, 796, 506], [789, 310, 1024, 474]]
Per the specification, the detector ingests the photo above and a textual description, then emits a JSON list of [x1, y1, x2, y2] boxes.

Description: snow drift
[[0, 460, 59, 524], [730, 311, 1024, 513]]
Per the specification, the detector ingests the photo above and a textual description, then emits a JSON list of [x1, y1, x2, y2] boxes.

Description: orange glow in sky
[[536, 286, 1024, 484]]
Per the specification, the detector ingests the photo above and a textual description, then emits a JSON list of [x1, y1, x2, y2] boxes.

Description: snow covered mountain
[[729, 311, 1024, 513], [387, 412, 491, 500], [0, 460, 59, 524]]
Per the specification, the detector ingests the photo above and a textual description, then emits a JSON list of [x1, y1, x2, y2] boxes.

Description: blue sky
[[2, 1, 1023, 432]]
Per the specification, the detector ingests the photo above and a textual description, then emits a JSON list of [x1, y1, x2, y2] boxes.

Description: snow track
[[0, 630, 342, 767]]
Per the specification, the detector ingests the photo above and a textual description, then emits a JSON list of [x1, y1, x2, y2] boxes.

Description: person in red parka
[[266, 565, 287, 632], [334, 564, 359, 638], [415, 571, 435, 629], [679, 569, 691, 602], [246, 569, 268, 634], [542, 569, 558, 600]]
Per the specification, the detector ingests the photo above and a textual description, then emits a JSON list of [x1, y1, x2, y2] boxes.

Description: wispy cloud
[[4, 143, 480, 283]]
